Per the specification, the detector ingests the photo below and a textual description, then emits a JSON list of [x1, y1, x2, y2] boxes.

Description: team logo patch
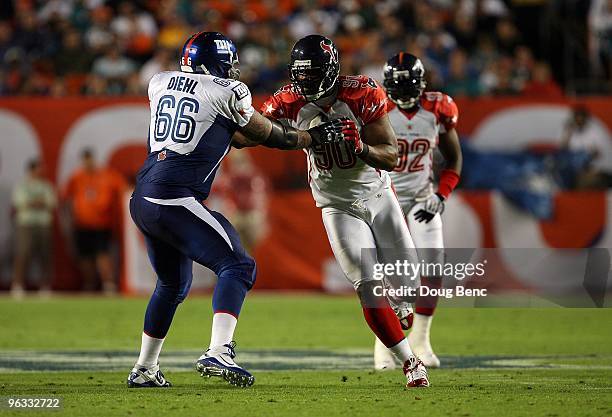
[[232, 83, 249, 100], [157, 150, 167, 161]]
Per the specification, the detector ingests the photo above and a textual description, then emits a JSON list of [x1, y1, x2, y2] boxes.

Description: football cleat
[[403, 356, 430, 388], [195, 341, 254, 388], [374, 337, 397, 370], [408, 331, 441, 368], [127, 363, 171, 388], [394, 305, 414, 330]]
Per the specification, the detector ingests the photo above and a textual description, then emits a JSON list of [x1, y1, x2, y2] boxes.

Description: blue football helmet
[[179, 32, 240, 80]]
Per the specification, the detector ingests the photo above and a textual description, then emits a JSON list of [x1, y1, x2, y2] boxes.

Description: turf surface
[[0, 295, 610, 416]]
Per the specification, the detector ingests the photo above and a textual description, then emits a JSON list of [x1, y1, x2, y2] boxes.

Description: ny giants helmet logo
[[320, 41, 338, 64]]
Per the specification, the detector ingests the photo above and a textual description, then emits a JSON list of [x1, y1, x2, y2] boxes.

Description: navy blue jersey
[[136, 71, 254, 200]]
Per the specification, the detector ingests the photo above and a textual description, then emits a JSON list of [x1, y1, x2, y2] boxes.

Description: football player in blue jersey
[[127, 31, 360, 388]]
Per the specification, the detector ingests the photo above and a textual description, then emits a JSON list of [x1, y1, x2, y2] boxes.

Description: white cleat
[[408, 331, 440, 368], [403, 356, 430, 387], [127, 363, 171, 388], [374, 337, 397, 370], [195, 342, 254, 387]]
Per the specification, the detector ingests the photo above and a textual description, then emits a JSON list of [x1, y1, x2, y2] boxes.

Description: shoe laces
[[411, 360, 428, 380], [405, 357, 427, 379], [223, 341, 237, 359]]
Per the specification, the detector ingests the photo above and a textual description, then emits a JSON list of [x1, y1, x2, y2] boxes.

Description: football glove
[[342, 123, 366, 154], [414, 193, 445, 223], [307, 117, 357, 146]]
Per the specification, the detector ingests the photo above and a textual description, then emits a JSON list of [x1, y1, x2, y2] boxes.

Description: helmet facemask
[[289, 60, 339, 101], [383, 70, 426, 109]]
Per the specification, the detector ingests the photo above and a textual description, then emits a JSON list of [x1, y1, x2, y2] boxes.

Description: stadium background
[[0, 0, 611, 294]]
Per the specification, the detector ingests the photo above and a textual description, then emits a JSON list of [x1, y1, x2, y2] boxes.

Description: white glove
[[414, 193, 445, 223]]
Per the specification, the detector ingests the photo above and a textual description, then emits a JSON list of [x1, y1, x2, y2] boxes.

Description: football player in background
[[257, 35, 430, 388], [128, 31, 355, 388], [374, 53, 462, 369]]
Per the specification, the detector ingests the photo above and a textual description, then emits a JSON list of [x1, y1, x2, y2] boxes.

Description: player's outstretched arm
[[347, 114, 398, 171], [233, 111, 357, 151], [233, 110, 311, 150]]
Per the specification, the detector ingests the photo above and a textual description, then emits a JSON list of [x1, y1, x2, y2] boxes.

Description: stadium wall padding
[[0, 96, 611, 291]]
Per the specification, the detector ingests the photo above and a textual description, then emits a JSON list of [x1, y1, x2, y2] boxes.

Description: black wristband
[[306, 125, 325, 145], [357, 142, 370, 159], [264, 120, 299, 150]]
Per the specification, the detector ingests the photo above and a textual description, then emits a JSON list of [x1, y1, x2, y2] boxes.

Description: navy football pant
[[130, 191, 257, 339]]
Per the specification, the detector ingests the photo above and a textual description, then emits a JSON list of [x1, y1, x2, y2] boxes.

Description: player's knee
[[355, 279, 387, 307], [174, 282, 191, 304], [154, 278, 192, 305], [240, 254, 257, 288], [219, 254, 257, 288], [246, 256, 257, 286]]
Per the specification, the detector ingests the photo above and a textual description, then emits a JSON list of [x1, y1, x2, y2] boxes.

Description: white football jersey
[[388, 92, 459, 203], [262, 76, 390, 208], [138, 71, 254, 200], [147, 71, 253, 154]]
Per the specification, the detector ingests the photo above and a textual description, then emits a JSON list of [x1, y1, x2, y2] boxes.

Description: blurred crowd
[[0, 0, 611, 97]]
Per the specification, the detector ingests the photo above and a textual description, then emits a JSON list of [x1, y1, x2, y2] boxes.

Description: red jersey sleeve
[[337, 76, 389, 125], [423, 92, 458, 131], [260, 92, 285, 120], [359, 78, 389, 125], [260, 85, 304, 122]]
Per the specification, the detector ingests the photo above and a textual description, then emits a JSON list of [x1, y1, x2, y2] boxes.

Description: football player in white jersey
[[257, 35, 430, 388], [374, 52, 462, 369], [128, 32, 356, 388]]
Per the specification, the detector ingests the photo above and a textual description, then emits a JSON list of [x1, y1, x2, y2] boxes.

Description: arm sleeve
[[225, 81, 255, 127], [147, 73, 160, 101], [360, 79, 389, 125], [260, 93, 285, 120], [437, 94, 459, 133]]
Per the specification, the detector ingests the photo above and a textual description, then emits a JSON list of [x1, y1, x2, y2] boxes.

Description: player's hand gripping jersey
[[261, 75, 389, 207], [137, 71, 254, 200], [388, 92, 458, 203]]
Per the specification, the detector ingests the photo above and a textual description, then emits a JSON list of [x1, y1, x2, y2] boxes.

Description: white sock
[[411, 313, 433, 341], [388, 338, 414, 363], [208, 312, 237, 349], [137, 332, 165, 368]]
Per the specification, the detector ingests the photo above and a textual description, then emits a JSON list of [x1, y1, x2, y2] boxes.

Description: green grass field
[[0, 295, 611, 416]]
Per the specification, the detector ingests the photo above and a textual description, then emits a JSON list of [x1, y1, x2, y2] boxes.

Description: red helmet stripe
[[399, 51, 404, 64], [183, 31, 205, 63]]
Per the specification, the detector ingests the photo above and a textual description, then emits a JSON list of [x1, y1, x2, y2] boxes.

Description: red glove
[[308, 117, 357, 146], [342, 121, 366, 154]]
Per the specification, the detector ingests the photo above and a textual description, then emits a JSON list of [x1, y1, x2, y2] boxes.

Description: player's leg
[[126, 194, 193, 387], [138, 196, 256, 387], [366, 189, 422, 372], [127, 232, 190, 388], [322, 207, 427, 386], [406, 201, 444, 367], [369, 188, 419, 327]]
